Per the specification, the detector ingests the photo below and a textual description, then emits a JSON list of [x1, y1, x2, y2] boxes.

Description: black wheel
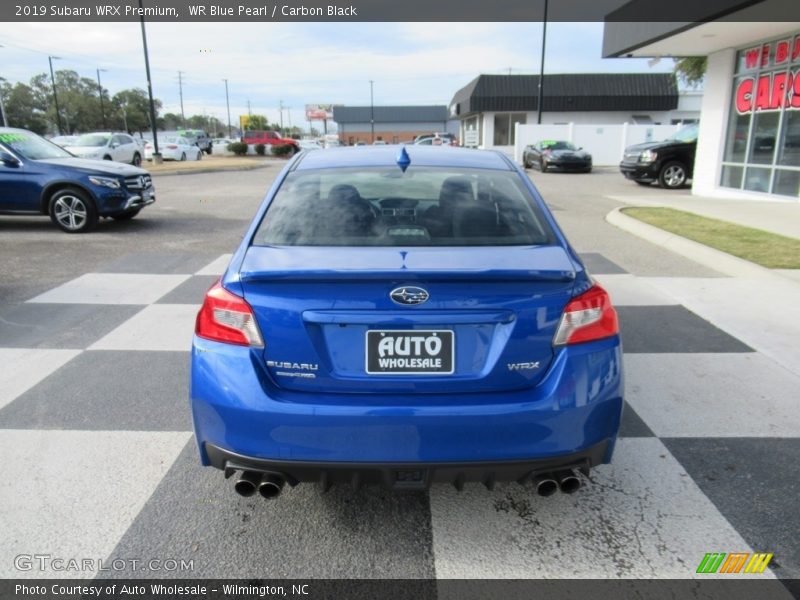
[[540, 158, 547, 172], [635, 180, 652, 186], [196, 151, 202, 161], [49, 188, 98, 233], [103, 155, 112, 161], [180, 152, 187, 161], [132, 153, 141, 167], [206, 146, 213, 155], [658, 161, 688, 189], [112, 209, 141, 221]]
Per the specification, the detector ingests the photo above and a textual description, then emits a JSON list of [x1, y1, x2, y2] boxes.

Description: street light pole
[[96, 68, 108, 130], [0, 46, 6, 127], [48, 55, 64, 134], [138, 0, 161, 163], [0, 76, 8, 127], [223, 78, 232, 138], [369, 79, 374, 144], [537, 0, 548, 125]]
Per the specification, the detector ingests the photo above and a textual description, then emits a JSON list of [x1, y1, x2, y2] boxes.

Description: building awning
[[448, 73, 678, 118]]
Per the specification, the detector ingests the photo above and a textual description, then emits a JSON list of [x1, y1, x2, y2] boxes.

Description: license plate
[[365, 330, 454, 375]]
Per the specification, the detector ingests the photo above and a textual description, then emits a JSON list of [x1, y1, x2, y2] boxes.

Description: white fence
[[513, 123, 683, 166]]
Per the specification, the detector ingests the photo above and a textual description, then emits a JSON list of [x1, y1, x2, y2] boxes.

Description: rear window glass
[[252, 167, 555, 247]]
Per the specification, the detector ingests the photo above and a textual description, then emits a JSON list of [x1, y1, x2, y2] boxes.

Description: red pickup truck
[[241, 131, 299, 153]]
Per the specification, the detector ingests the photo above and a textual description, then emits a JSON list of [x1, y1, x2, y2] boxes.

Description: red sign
[[742, 35, 800, 70], [735, 69, 800, 114]]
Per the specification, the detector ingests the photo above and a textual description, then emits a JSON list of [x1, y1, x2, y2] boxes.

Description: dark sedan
[[523, 140, 592, 173]]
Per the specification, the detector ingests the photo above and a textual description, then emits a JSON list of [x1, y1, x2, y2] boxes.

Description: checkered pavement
[[0, 251, 798, 586]]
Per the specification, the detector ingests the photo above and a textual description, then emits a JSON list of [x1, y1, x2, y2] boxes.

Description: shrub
[[272, 144, 296, 157], [227, 142, 248, 156], [255, 143, 266, 156]]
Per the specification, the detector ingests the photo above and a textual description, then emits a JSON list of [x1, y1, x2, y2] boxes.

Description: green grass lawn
[[622, 207, 800, 269]]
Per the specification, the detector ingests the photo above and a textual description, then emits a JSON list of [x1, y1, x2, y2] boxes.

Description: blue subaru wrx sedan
[[191, 146, 623, 499]]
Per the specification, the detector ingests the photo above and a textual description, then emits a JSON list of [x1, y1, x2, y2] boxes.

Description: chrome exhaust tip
[[258, 473, 286, 500], [234, 471, 261, 497], [533, 474, 559, 497], [556, 470, 581, 494]]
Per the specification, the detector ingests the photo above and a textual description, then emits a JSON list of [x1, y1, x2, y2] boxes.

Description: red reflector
[[195, 281, 263, 347], [553, 284, 619, 346]]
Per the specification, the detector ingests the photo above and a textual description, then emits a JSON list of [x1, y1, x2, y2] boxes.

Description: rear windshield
[[253, 167, 555, 247]]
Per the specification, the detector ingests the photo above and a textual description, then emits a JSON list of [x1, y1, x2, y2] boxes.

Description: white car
[[66, 132, 143, 166], [211, 138, 236, 155], [297, 139, 322, 151], [50, 135, 78, 148], [143, 136, 202, 161]]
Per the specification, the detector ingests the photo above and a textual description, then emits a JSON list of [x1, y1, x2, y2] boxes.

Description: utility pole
[[537, 0, 548, 125], [0, 76, 8, 127], [139, 0, 160, 163], [369, 79, 374, 144], [48, 56, 63, 134], [279, 99, 284, 132], [247, 99, 251, 117], [223, 78, 232, 138], [96, 68, 108, 130], [177, 70, 186, 128]]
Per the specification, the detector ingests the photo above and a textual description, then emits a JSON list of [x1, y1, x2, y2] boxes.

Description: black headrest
[[439, 177, 474, 205], [327, 184, 363, 203]]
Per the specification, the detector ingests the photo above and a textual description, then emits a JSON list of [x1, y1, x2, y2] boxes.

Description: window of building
[[720, 32, 800, 198], [493, 113, 527, 146]]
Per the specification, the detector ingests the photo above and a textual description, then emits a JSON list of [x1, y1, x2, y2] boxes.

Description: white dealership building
[[604, 3, 800, 200]]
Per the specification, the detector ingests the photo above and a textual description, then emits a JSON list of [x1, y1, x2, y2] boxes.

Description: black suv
[[619, 124, 698, 189]]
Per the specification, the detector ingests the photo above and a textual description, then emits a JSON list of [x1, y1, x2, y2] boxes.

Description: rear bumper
[[204, 439, 611, 490], [191, 335, 624, 467]]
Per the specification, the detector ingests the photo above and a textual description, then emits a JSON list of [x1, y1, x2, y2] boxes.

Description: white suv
[[65, 132, 143, 166]]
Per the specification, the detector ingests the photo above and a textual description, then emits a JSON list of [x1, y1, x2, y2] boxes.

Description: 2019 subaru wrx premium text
[[0, 127, 155, 233], [190, 146, 623, 499]]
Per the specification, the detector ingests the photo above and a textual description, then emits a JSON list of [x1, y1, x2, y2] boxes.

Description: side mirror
[[110, 142, 119, 149], [0, 151, 21, 167]]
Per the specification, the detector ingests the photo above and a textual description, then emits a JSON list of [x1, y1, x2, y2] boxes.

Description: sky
[[0, 22, 674, 132]]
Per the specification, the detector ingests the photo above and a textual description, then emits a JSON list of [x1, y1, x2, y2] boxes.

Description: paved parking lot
[[0, 165, 797, 588]]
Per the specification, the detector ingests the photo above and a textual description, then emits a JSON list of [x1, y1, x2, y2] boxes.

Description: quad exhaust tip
[[532, 474, 559, 497], [258, 473, 286, 500], [234, 471, 286, 499], [555, 470, 582, 494], [233, 471, 262, 497]]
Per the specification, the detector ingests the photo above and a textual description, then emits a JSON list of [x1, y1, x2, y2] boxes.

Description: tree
[[245, 114, 268, 130], [110, 88, 161, 134], [674, 57, 707, 88], [1, 81, 49, 133]]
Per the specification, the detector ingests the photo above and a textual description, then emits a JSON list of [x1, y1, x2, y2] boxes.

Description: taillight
[[166, 144, 178, 149], [195, 281, 264, 347], [553, 284, 618, 346]]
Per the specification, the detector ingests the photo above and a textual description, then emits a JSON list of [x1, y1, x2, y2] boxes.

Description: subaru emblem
[[390, 286, 429, 306]]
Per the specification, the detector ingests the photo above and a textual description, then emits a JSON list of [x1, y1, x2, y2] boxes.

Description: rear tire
[[49, 188, 98, 233], [196, 151, 202, 160], [180, 152, 187, 161], [132, 153, 141, 167], [540, 158, 547, 172]]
